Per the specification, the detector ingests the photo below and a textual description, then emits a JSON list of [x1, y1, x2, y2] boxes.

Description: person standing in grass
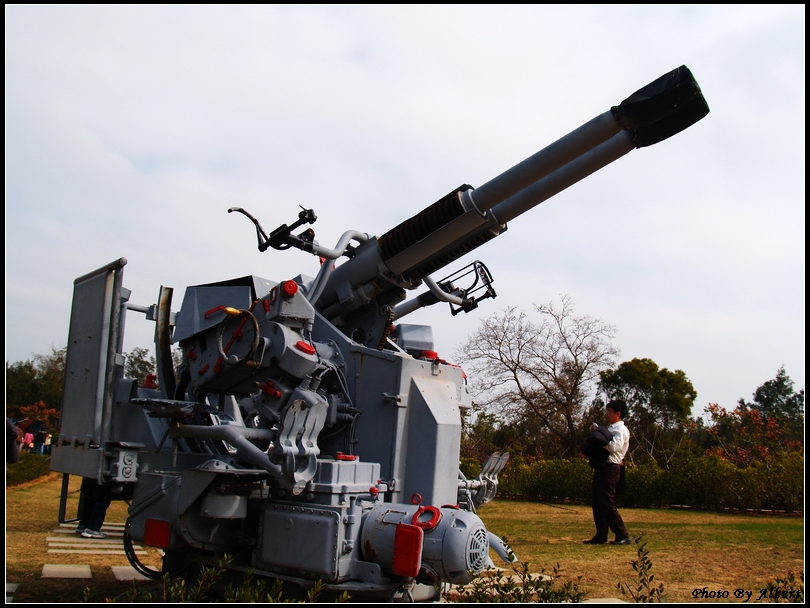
[[583, 399, 631, 546], [76, 477, 112, 539]]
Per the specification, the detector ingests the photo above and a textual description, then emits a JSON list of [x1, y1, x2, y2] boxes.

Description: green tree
[[704, 367, 804, 465], [461, 409, 548, 461], [125, 346, 157, 386], [31, 347, 68, 410], [6, 347, 67, 415], [6, 359, 40, 412], [598, 358, 696, 466], [6, 346, 162, 428], [456, 295, 619, 459], [461, 410, 501, 462], [738, 366, 804, 436]]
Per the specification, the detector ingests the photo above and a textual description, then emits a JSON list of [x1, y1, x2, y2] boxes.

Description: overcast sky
[[6, 5, 805, 417]]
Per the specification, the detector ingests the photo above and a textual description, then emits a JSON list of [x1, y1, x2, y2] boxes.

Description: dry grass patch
[[6, 473, 163, 603], [476, 500, 803, 602], [6, 476, 803, 603]]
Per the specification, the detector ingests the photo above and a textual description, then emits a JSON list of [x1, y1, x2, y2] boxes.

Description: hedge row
[[467, 452, 804, 513], [6, 452, 53, 487], [11, 451, 803, 513]]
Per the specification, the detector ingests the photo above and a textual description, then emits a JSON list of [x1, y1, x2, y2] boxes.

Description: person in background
[[34, 429, 47, 454], [583, 399, 631, 545], [6, 418, 21, 464], [75, 477, 112, 539], [22, 430, 34, 453]]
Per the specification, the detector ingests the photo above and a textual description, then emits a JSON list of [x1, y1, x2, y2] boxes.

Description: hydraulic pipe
[[393, 275, 465, 320], [168, 425, 284, 481]]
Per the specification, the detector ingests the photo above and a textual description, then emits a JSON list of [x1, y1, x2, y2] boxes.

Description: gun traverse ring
[[216, 308, 261, 367]]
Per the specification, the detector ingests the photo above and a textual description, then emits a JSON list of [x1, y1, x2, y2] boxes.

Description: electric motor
[[360, 503, 490, 585]]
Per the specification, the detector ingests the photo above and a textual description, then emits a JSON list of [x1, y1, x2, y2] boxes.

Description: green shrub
[[497, 457, 591, 503], [528, 459, 591, 503], [759, 452, 804, 513], [617, 535, 665, 603], [502, 451, 803, 513], [445, 562, 586, 603], [649, 452, 803, 512], [497, 455, 535, 497], [6, 453, 51, 487], [460, 457, 482, 479], [729, 464, 766, 511], [622, 460, 667, 508], [665, 453, 738, 509], [101, 559, 350, 603], [758, 571, 804, 603]]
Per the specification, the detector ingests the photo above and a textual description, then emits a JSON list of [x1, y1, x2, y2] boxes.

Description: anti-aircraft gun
[[51, 66, 708, 601]]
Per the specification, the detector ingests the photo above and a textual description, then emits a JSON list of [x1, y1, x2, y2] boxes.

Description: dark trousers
[[78, 479, 111, 531], [591, 463, 628, 541]]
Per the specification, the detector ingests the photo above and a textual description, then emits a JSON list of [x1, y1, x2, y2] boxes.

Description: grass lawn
[[476, 498, 804, 602], [5, 474, 804, 603], [6, 473, 164, 603]]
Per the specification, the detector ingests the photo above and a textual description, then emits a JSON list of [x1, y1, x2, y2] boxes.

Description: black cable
[[123, 527, 163, 580]]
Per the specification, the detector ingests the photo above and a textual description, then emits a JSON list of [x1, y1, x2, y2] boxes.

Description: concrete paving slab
[[6, 582, 19, 602], [57, 523, 126, 532], [112, 566, 154, 581], [60, 520, 126, 524], [50, 529, 124, 538], [58, 521, 126, 527], [48, 542, 126, 549], [41, 564, 92, 578], [47, 549, 147, 555], [47, 536, 122, 543], [52, 528, 86, 535]]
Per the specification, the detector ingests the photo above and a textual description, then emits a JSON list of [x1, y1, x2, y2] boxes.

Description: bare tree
[[456, 294, 619, 458]]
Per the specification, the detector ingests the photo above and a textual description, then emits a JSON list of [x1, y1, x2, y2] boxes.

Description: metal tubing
[[491, 130, 636, 224], [311, 230, 370, 260], [385, 130, 634, 280], [467, 110, 621, 214], [307, 231, 370, 304], [393, 276, 464, 320], [155, 286, 176, 399], [169, 425, 284, 480], [392, 296, 422, 320], [371, 113, 630, 282]]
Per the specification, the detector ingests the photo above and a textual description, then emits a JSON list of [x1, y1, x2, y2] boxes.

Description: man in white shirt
[[583, 400, 631, 545]]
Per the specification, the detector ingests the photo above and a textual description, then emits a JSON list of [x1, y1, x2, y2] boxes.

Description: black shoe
[[610, 537, 631, 545], [583, 537, 607, 545]]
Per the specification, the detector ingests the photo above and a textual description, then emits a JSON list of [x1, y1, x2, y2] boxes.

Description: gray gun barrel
[[315, 66, 709, 316]]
